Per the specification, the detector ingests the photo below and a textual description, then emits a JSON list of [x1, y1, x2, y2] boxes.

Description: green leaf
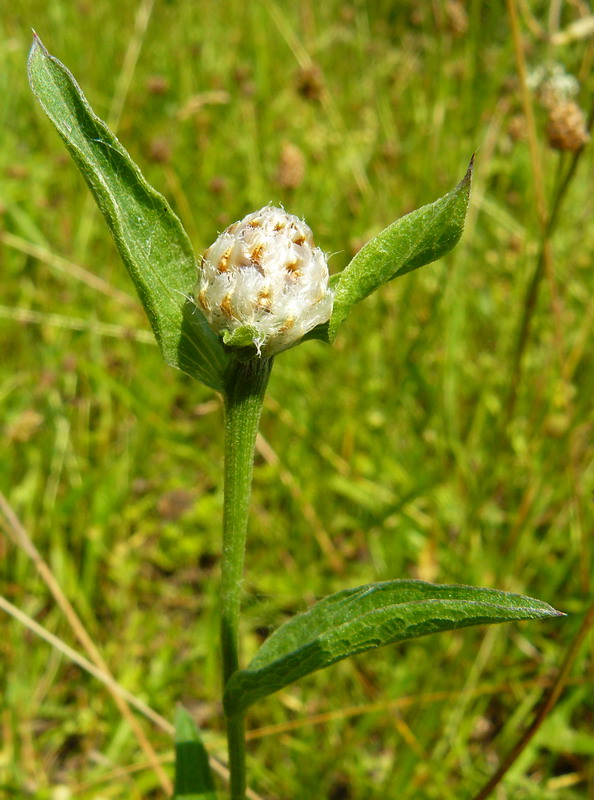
[[224, 580, 562, 715], [174, 706, 218, 800], [28, 35, 230, 392], [328, 159, 474, 340]]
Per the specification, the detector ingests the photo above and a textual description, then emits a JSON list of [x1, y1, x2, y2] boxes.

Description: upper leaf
[[328, 160, 473, 340], [174, 706, 218, 800], [223, 579, 561, 715], [28, 35, 230, 392]]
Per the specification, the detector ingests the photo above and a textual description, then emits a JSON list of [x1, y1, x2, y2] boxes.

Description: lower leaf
[[223, 580, 562, 715]]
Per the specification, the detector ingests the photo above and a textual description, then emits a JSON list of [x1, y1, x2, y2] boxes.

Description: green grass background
[[2, 1, 593, 798]]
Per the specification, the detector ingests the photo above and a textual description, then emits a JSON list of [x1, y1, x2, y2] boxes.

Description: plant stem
[[221, 357, 272, 800]]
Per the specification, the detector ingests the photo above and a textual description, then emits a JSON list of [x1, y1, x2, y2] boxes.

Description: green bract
[[28, 34, 230, 392], [327, 159, 473, 341]]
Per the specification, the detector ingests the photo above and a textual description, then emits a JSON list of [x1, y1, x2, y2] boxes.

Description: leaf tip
[[174, 704, 198, 743], [529, 603, 565, 619], [28, 30, 47, 77], [460, 153, 475, 189], [29, 29, 44, 51]]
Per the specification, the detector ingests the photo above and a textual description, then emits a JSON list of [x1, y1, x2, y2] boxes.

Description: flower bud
[[196, 206, 333, 356], [546, 100, 589, 152]]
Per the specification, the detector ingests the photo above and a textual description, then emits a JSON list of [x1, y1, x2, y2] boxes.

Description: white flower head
[[528, 63, 580, 107], [196, 206, 333, 356]]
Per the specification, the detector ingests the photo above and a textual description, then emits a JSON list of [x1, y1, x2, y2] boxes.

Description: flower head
[[528, 63, 580, 107], [196, 206, 333, 356]]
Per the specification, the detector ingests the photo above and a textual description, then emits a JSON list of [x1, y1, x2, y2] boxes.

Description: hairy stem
[[221, 357, 272, 800]]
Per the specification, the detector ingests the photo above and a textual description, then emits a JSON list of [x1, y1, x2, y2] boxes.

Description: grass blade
[[174, 706, 218, 799]]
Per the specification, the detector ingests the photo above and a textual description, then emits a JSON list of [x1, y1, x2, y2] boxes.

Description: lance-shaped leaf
[[224, 580, 561, 716], [28, 35, 230, 392], [174, 706, 218, 800], [328, 160, 473, 341]]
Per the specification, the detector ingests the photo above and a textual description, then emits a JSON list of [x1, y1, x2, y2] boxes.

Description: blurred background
[[1, 1, 593, 798]]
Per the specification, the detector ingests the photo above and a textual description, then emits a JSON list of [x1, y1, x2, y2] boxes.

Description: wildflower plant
[[28, 35, 562, 800]]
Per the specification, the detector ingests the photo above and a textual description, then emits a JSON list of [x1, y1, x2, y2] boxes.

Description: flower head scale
[[196, 206, 333, 356]]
